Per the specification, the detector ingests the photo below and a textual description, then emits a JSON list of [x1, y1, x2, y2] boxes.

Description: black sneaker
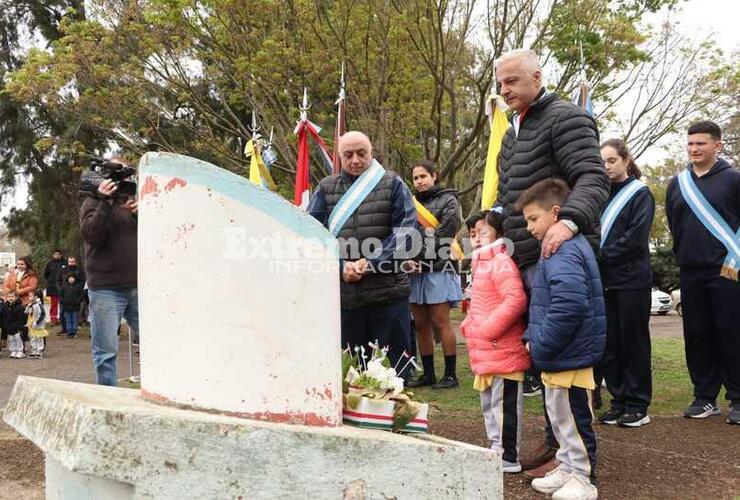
[[617, 412, 650, 427], [727, 404, 740, 425], [523, 376, 542, 397], [683, 400, 721, 419], [406, 375, 436, 388], [598, 408, 623, 425], [432, 375, 459, 390]]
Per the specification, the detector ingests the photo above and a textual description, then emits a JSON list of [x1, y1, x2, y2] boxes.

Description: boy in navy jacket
[[666, 121, 740, 424], [518, 178, 606, 500]]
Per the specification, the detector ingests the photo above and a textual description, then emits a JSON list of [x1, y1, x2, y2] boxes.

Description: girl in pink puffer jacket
[[461, 210, 530, 473]]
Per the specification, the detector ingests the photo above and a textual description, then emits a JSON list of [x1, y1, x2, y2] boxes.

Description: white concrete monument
[[4, 152, 502, 499]]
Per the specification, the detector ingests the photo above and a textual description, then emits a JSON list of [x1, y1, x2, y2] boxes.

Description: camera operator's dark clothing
[[80, 198, 137, 289]]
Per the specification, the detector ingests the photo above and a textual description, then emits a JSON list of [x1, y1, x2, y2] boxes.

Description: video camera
[[79, 158, 137, 200]]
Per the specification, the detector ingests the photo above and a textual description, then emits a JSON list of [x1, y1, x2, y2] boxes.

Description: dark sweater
[[598, 177, 655, 289], [413, 186, 462, 272], [666, 159, 740, 268], [59, 281, 85, 311], [43, 258, 65, 295], [498, 90, 610, 269], [79, 197, 138, 289]]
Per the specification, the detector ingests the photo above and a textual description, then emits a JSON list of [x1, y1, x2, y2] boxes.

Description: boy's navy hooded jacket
[[598, 176, 655, 289], [524, 235, 606, 372], [666, 158, 740, 268]]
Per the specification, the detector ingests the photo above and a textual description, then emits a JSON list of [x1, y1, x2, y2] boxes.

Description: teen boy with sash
[[308, 131, 417, 375], [597, 139, 655, 428], [666, 121, 740, 425]]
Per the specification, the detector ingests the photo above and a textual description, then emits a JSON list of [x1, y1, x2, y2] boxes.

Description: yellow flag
[[481, 95, 510, 210], [245, 140, 277, 191]]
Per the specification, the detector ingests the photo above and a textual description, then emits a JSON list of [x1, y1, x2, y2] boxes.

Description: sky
[[2, 0, 738, 216]]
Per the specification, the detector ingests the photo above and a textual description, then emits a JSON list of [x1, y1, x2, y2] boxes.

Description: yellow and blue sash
[[677, 169, 740, 281], [327, 160, 385, 237], [413, 197, 465, 261]]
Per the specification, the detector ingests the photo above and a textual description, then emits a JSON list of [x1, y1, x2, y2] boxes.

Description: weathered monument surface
[[4, 152, 502, 499]]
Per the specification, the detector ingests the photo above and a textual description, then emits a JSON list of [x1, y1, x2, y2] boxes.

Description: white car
[[651, 289, 673, 315]]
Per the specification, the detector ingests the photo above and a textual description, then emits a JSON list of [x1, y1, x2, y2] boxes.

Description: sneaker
[[15, 352, 26, 359], [598, 408, 623, 425], [727, 404, 740, 425], [683, 400, 721, 419], [531, 466, 572, 495], [431, 375, 459, 390], [552, 474, 598, 500], [406, 375, 436, 388], [67, 333, 77, 339], [618, 412, 650, 427], [523, 376, 542, 397], [502, 460, 522, 474]]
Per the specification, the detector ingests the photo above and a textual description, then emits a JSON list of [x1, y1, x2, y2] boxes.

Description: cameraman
[[80, 158, 138, 386]]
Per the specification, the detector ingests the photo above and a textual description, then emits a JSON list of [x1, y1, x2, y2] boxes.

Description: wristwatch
[[560, 219, 579, 235]]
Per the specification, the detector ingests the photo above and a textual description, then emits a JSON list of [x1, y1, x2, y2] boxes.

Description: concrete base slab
[[4, 377, 502, 499]]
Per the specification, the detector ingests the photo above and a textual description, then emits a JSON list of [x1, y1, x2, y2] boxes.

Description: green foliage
[[651, 246, 680, 292]]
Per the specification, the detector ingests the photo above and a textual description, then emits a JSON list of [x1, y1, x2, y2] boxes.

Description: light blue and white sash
[[600, 179, 647, 247], [677, 169, 740, 281], [327, 160, 385, 237]]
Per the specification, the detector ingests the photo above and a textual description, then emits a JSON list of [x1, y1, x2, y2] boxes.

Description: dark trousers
[[341, 299, 412, 376], [681, 267, 740, 403], [602, 289, 652, 413]]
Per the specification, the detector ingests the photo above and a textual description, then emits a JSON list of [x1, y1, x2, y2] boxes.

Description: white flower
[[346, 366, 360, 385]]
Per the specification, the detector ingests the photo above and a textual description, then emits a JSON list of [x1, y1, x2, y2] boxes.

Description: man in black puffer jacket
[[495, 49, 610, 476], [309, 131, 417, 375]]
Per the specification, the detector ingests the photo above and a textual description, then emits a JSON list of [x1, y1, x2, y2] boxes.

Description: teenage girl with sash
[[597, 139, 655, 428], [666, 121, 740, 425], [407, 160, 464, 389]]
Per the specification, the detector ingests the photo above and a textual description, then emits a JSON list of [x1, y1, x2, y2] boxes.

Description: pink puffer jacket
[[460, 241, 530, 375]]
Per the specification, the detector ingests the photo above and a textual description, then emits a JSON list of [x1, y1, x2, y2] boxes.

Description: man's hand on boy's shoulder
[[541, 220, 576, 258]]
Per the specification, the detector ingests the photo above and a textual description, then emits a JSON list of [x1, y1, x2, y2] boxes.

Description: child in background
[[3, 291, 27, 359], [460, 210, 530, 473], [25, 290, 48, 358], [517, 179, 606, 500], [59, 274, 84, 338]]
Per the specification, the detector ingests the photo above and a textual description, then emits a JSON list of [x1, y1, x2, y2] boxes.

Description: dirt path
[[432, 411, 740, 499]]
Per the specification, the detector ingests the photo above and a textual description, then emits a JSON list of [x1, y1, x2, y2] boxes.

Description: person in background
[[60, 274, 85, 338], [56, 256, 86, 335], [25, 289, 48, 358], [596, 139, 655, 428], [666, 120, 740, 425], [406, 160, 464, 389], [43, 250, 65, 325], [3, 291, 27, 359]]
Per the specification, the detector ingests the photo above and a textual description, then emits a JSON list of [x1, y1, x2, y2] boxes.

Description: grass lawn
[[412, 338, 694, 418]]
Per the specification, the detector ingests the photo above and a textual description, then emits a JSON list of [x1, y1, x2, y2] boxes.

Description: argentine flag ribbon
[[599, 179, 647, 247], [327, 160, 385, 237], [677, 169, 740, 281]]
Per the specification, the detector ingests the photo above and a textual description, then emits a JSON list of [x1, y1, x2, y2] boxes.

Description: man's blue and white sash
[[600, 179, 647, 247], [327, 160, 385, 237], [677, 169, 740, 281]]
